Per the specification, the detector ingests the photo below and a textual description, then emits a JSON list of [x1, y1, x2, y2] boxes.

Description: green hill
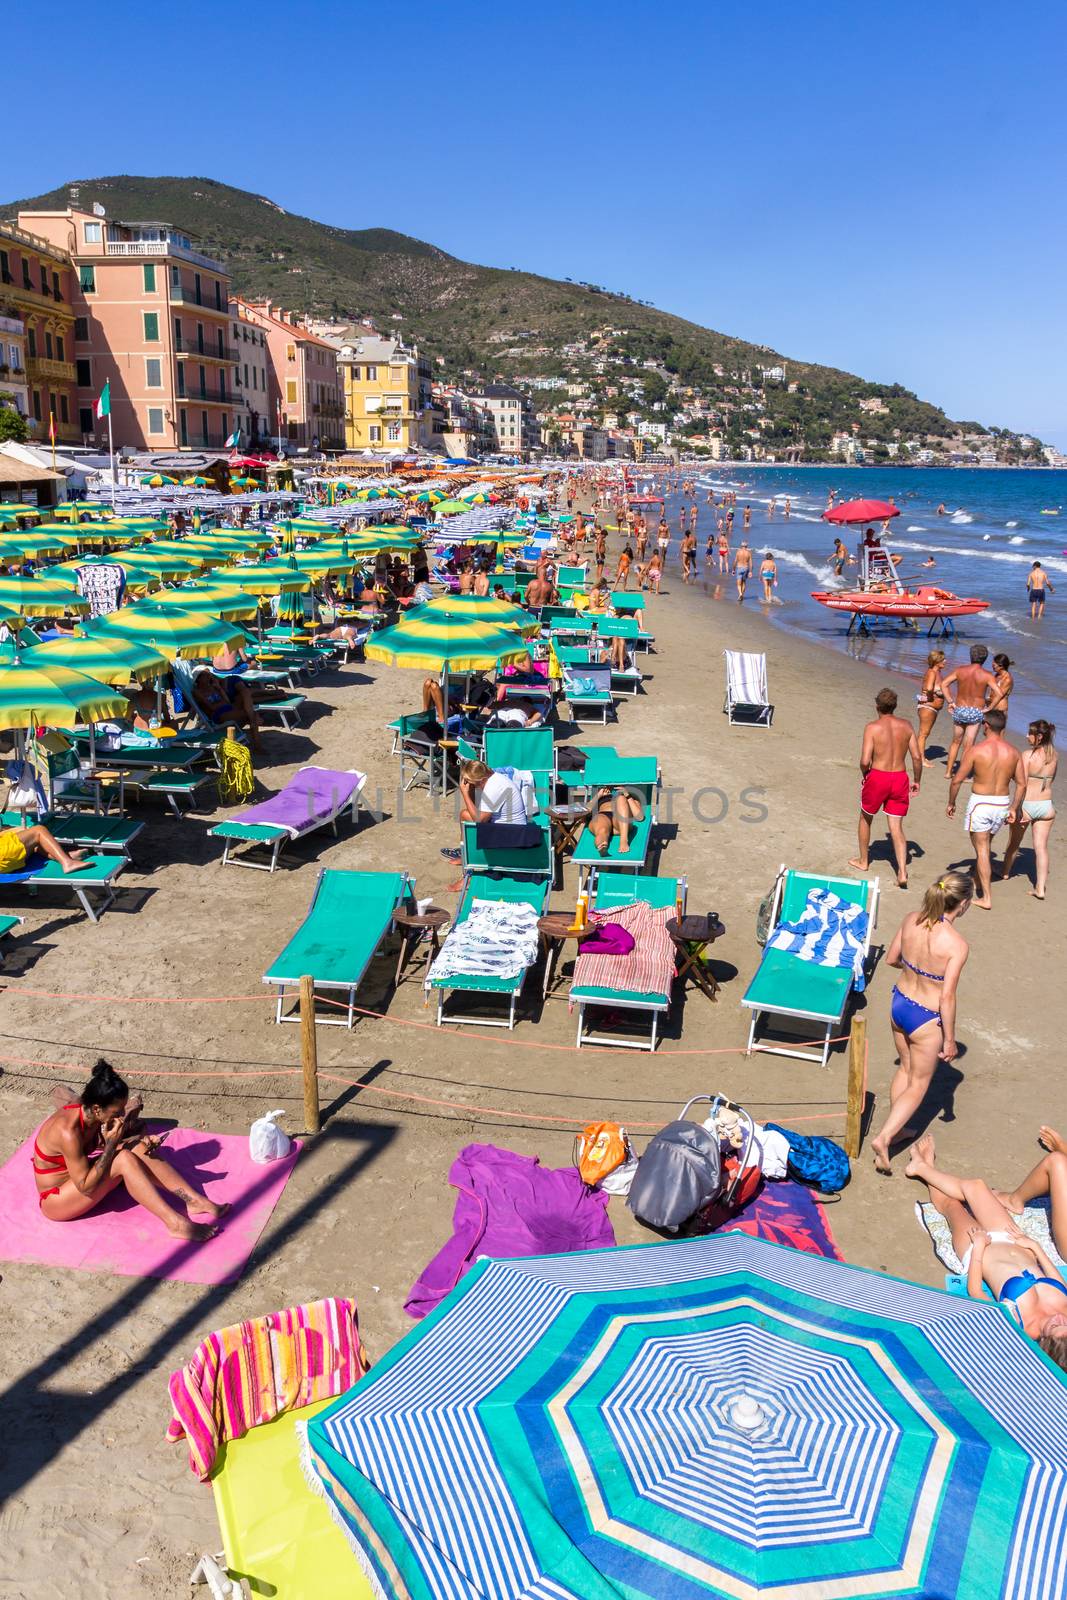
[[3, 175, 1032, 456]]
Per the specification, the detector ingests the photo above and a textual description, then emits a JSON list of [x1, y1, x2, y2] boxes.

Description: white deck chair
[[724, 650, 773, 728]]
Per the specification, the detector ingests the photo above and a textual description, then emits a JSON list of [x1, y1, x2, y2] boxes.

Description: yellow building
[[0, 222, 79, 444], [338, 333, 432, 453]]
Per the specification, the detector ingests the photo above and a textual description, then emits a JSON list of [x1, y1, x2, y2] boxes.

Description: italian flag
[[95, 381, 110, 420], [225, 426, 241, 448]]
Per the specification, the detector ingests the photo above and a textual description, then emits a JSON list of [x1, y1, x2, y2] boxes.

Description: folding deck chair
[[741, 865, 879, 1066], [429, 872, 551, 1029], [461, 815, 553, 880], [482, 727, 556, 811], [562, 660, 614, 725], [571, 871, 686, 1051], [0, 853, 127, 923], [210, 766, 367, 871], [263, 868, 412, 1026], [570, 753, 660, 883], [724, 649, 773, 727]]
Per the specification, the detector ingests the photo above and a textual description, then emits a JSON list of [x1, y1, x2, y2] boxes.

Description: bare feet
[[188, 1196, 230, 1221], [60, 850, 90, 875], [973, 897, 992, 910], [870, 1136, 892, 1174], [848, 858, 869, 873], [904, 1133, 935, 1178], [993, 1189, 1023, 1213], [1040, 1125, 1067, 1155], [1029, 889, 1046, 900], [897, 874, 908, 890], [167, 1216, 220, 1242]]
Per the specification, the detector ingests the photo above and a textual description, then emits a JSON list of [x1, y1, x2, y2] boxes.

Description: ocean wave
[[769, 549, 841, 584], [892, 539, 1067, 575], [906, 524, 926, 532], [1009, 535, 1027, 545], [1006, 521, 1019, 528], [984, 609, 1029, 637], [950, 511, 974, 524]]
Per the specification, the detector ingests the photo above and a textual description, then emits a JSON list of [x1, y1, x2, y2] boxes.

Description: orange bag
[[574, 1122, 630, 1188]]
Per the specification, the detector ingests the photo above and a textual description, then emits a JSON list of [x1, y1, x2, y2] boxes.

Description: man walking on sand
[[850, 688, 922, 888], [947, 709, 1025, 909], [733, 539, 753, 601], [942, 645, 999, 778]]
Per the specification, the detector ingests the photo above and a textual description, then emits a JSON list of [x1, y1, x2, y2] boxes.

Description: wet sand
[[0, 518, 1060, 1596]]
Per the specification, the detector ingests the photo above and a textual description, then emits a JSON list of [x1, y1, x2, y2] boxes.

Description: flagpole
[[50, 412, 56, 474], [107, 407, 115, 509]]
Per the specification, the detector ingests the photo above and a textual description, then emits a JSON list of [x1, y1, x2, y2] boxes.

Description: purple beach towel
[[405, 1143, 616, 1318], [231, 765, 365, 836]]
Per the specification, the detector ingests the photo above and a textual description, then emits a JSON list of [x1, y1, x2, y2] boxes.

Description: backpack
[[766, 1124, 850, 1194]]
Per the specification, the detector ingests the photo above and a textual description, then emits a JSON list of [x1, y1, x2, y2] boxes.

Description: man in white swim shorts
[[947, 709, 1025, 909]]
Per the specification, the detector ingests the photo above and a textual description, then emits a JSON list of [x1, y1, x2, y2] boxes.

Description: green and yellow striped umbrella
[[414, 489, 444, 505], [111, 518, 170, 535], [0, 663, 129, 731], [213, 562, 310, 597], [91, 606, 244, 661], [356, 485, 401, 501], [141, 473, 177, 487], [62, 521, 138, 547], [464, 531, 527, 549], [0, 575, 89, 616], [110, 547, 202, 581], [22, 634, 168, 686], [286, 549, 361, 577], [413, 595, 539, 635], [140, 540, 218, 569], [52, 551, 164, 590], [276, 517, 343, 536], [54, 500, 113, 521], [140, 583, 261, 622], [459, 490, 493, 505], [0, 504, 41, 519], [365, 614, 528, 674], [2, 522, 80, 549], [186, 529, 275, 554]]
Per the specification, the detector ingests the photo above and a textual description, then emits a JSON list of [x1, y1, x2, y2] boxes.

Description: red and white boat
[[812, 586, 989, 620]]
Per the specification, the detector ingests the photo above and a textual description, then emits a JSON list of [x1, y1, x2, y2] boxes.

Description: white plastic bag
[[249, 1108, 292, 1164]]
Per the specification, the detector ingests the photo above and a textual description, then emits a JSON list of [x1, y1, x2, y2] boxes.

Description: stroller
[[627, 1094, 759, 1235]]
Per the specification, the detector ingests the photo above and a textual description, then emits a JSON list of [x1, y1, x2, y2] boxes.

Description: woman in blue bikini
[[869, 870, 972, 1173], [906, 1133, 1067, 1368]]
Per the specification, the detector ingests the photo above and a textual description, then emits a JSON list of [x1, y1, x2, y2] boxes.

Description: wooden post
[[299, 974, 320, 1135], [845, 1015, 867, 1158]]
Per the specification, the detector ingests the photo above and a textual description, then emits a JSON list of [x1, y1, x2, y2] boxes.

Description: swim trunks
[[0, 829, 28, 872], [965, 794, 1010, 834], [952, 706, 985, 727], [860, 768, 910, 817]]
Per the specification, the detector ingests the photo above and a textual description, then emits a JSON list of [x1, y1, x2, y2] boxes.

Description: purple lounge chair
[[209, 765, 367, 872]]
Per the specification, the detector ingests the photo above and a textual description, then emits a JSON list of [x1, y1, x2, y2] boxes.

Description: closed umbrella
[[22, 634, 168, 686], [91, 606, 244, 660], [306, 1232, 1067, 1600]]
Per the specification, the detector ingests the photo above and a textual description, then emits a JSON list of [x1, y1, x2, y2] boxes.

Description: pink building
[[18, 204, 237, 452], [232, 298, 344, 450]]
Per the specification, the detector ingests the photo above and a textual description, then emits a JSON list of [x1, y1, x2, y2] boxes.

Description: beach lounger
[[430, 872, 551, 1029], [264, 867, 412, 1026], [724, 649, 773, 728], [0, 808, 143, 860], [210, 766, 366, 872], [562, 661, 614, 725], [556, 564, 588, 603], [610, 591, 645, 615], [483, 728, 556, 810], [0, 853, 127, 923], [570, 754, 660, 881], [741, 865, 879, 1066], [461, 815, 553, 880], [571, 871, 686, 1051]]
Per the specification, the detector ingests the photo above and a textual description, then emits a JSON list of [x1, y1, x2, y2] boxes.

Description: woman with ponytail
[[869, 871, 973, 1174], [1000, 720, 1057, 899], [30, 1059, 226, 1238]]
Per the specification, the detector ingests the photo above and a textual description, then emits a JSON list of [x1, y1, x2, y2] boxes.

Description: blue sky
[[11, 0, 1066, 444]]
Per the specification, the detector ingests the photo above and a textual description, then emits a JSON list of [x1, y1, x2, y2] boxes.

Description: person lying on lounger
[[192, 669, 263, 754], [590, 786, 646, 856], [906, 1133, 1067, 1368], [31, 1058, 226, 1238], [0, 822, 89, 876]]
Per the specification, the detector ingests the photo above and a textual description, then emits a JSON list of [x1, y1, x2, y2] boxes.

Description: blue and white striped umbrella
[[306, 1233, 1067, 1599]]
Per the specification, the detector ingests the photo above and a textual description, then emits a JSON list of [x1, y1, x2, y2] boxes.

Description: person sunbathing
[[906, 1134, 1067, 1368], [31, 1058, 226, 1238], [995, 1127, 1067, 1257], [590, 786, 645, 856], [0, 822, 89, 876], [192, 669, 263, 754]]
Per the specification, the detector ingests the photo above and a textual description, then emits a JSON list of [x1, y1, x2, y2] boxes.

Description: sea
[[656, 466, 1067, 731]]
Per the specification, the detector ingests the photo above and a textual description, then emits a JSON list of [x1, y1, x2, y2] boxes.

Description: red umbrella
[[823, 499, 900, 524]]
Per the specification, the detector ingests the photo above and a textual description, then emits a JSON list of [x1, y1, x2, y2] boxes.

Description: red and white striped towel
[[573, 902, 674, 995]]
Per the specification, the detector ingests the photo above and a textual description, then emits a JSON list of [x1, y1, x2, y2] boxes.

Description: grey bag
[[627, 1120, 723, 1232]]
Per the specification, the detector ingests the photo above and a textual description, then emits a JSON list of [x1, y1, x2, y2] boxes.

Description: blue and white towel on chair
[[767, 888, 869, 990]]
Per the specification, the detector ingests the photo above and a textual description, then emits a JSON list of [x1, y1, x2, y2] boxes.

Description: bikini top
[[31, 1103, 84, 1176], [901, 917, 947, 981], [999, 1270, 1067, 1307]]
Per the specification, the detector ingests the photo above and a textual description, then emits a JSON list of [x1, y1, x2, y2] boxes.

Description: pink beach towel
[[572, 901, 673, 995]]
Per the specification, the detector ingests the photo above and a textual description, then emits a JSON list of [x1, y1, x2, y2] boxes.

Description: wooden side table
[[393, 906, 452, 987], [538, 910, 594, 999], [666, 914, 726, 1002], [548, 803, 592, 858]]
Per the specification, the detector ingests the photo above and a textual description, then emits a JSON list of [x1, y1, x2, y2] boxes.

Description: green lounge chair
[[482, 728, 556, 811], [610, 591, 645, 615], [570, 754, 660, 882], [461, 815, 553, 880], [0, 853, 127, 924], [0, 809, 143, 860], [741, 865, 880, 1066], [571, 871, 686, 1051], [556, 564, 588, 605], [263, 867, 412, 1027], [430, 873, 551, 1029], [562, 661, 614, 725]]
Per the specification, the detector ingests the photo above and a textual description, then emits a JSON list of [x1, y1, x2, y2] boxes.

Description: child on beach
[[906, 1134, 1067, 1366]]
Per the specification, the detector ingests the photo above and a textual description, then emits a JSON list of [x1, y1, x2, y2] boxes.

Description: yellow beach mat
[[211, 1398, 368, 1599]]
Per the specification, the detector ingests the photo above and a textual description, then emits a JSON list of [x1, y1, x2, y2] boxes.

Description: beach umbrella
[[357, 485, 401, 501], [110, 548, 202, 581], [229, 475, 259, 488], [413, 489, 444, 505], [413, 595, 539, 635], [140, 473, 177, 488], [286, 549, 361, 577], [137, 540, 217, 569], [0, 575, 89, 617], [306, 1232, 1067, 1600], [22, 634, 168, 686], [0, 504, 41, 519], [66, 521, 147, 546], [274, 517, 344, 536], [52, 551, 164, 591], [186, 529, 275, 553], [458, 490, 496, 505], [462, 530, 526, 549], [54, 500, 112, 520], [182, 475, 211, 487], [211, 562, 310, 597], [823, 499, 901, 525], [111, 518, 170, 534], [0, 531, 78, 563], [133, 583, 261, 622], [0, 663, 128, 731], [366, 614, 528, 675], [91, 606, 244, 660], [434, 498, 473, 516]]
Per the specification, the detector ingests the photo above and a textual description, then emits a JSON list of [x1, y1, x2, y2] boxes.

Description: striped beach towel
[[766, 888, 869, 990], [572, 902, 674, 996], [166, 1296, 368, 1480]]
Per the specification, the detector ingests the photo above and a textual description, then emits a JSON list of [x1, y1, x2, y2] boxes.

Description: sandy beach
[[0, 518, 1061, 1598]]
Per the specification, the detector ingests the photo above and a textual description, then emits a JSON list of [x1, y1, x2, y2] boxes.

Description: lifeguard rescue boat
[[812, 537, 989, 636]]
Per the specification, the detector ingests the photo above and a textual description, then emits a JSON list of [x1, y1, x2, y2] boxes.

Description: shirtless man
[[680, 529, 697, 583], [943, 645, 999, 778], [850, 687, 922, 888], [525, 572, 556, 608], [947, 709, 1025, 909], [733, 539, 753, 601]]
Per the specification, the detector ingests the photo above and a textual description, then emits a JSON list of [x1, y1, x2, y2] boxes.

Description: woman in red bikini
[[32, 1059, 225, 1239]]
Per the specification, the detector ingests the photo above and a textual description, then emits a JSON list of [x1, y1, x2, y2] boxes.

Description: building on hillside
[[337, 333, 433, 454], [16, 203, 237, 452], [471, 383, 541, 458], [430, 385, 496, 457], [229, 302, 271, 447], [232, 299, 344, 451], [0, 221, 78, 444], [0, 312, 28, 425]]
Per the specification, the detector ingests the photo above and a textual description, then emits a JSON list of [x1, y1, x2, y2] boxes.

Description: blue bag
[[766, 1123, 850, 1194]]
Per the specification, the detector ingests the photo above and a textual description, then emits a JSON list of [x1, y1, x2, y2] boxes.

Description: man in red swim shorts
[[850, 687, 922, 888]]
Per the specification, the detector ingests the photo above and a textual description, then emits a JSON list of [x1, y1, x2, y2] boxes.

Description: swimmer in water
[[921, 556, 937, 568], [936, 504, 947, 516]]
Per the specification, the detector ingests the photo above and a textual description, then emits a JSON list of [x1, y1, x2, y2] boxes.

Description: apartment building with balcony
[[0, 313, 29, 424], [232, 299, 344, 450], [0, 221, 79, 444], [17, 205, 237, 452], [470, 383, 541, 460], [229, 302, 271, 446], [338, 333, 433, 454]]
